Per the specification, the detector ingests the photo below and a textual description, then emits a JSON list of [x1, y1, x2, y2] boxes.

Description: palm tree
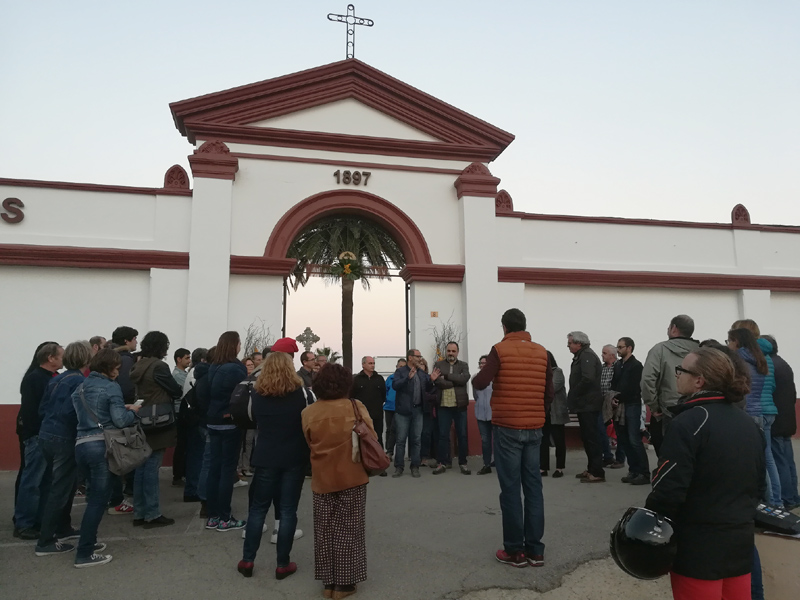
[[287, 216, 405, 371], [314, 346, 342, 365]]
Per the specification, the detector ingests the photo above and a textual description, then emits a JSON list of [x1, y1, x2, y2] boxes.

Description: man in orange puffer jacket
[[472, 308, 553, 569]]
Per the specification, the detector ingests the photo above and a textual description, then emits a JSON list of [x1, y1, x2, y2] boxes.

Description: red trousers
[[671, 572, 750, 600]]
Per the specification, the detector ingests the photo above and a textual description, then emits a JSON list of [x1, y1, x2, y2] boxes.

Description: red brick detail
[[188, 140, 239, 180], [163, 165, 190, 189], [398, 264, 465, 283], [0, 244, 189, 270], [454, 163, 501, 198]]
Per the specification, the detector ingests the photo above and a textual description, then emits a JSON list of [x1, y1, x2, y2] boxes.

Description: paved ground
[[0, 445, 681, 600]]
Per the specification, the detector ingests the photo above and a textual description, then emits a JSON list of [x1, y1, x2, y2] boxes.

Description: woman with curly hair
[[303, 363, 378, 599]]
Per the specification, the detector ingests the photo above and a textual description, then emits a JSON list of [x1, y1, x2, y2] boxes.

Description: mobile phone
[[134, 399, 144, 406]]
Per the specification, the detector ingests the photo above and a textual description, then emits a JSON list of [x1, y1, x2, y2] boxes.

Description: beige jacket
[[302, 398, 377, 494]]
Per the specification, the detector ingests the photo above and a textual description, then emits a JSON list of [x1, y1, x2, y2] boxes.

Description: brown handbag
[[350, 398, 391, 476]]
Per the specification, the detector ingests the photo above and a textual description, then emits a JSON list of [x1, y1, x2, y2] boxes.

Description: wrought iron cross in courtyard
[[296, 327, 321, 352], [327, 4, 374, 59]]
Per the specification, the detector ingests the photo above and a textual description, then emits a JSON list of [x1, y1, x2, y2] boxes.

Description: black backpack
[[229, 378, 257, 429]]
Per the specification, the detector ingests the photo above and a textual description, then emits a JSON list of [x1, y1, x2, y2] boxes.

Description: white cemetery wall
[[227, 274, 285, 349], [408, 281, 464, 365]]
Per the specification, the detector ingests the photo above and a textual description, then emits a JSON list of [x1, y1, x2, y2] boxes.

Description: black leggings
[[540, 416, 566, 470]]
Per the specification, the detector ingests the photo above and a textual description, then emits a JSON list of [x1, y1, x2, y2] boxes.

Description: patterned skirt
[[313, 484, 367, 586]]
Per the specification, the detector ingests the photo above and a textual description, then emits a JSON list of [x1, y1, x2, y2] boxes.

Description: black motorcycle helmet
[[610, 507, 677, 580]]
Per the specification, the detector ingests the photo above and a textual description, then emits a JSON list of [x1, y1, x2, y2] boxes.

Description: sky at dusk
[[2, 1, 798, 366]]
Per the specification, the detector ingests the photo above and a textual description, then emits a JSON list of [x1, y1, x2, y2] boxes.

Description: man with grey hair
[[567, 332, 605, 482], [600, 344, 625, 469], [351, 355, 387, 448], [641, 314, 699, 457]]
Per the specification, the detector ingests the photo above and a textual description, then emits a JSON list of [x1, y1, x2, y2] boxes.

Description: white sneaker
[[270, 528, 304, 544], [242, 522, 270, 539], [233, 479, 249, 488]]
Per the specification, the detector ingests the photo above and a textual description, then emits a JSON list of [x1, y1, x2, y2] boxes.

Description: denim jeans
[[37, 432, 77, 546], [14, 435, 48, 530], [207, 428, 242, 520], [437, 406, 468, 466], [771, 435, 800, 507], [578, 412, 605, 478], [493, 425, 544, 556], [243, 464, 305, 566], [477, 420, 493, 467], [394, 406, 423, 468], [614, 404, 650, 477], [752, 416, 783, 506], [420, 411, 438, 461], [134, 449, 165, 521], [751, 545, 764, 600], [75, 440, 112, 559], [184, 425, 207, 498], [198, 426, 211, 501], [384, 410, 396, 455]]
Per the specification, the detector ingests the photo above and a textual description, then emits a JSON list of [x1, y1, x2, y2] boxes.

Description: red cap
[[270, 337, 299, 354]]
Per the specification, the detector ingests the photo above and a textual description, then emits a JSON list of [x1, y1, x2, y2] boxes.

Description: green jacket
[[641, 337, 699, 414]]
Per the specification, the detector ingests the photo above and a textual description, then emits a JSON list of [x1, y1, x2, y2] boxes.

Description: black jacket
[[351, 370, 386, 422], [610, 356, 643, 405], [567, 346, 602, 413], [392, 366, 433, 416], [17, 367, 56, 440], [250, 387, 310, 469], [645, 391, 765, 580], [207, 361, 248, 425], [770, 353, 797, 438], [114, 348, 136, 403]]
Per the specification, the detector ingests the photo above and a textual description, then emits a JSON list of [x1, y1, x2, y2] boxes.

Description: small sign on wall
[[430, 311, 438, 318]]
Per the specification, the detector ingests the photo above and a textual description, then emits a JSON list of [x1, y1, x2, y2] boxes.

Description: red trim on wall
[[190, 125, 500, 162], [231, 152, 463, 175], [0, 177, 192, 197], [188, 140, 239, 180], [498, 266, 800, 292], [0, 244, 189, 270], [0, 405, 19, 470], [497, 210, 800, 234], [399, 264, 465, 283], [230, 256, 297, 276], [170, 59, 514, 162], [263, 189, 433, 266], [454, 163, 501, 198]]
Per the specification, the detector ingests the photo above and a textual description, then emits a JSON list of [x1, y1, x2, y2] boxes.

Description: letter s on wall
[[1, 198, 25, 224]]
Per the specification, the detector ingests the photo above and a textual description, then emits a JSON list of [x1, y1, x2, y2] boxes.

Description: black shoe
[[133, 519, 145, 527], [14, 528, 40, 540], [621, 473, 634, 483], [540, 470, 548, 477], [411, 466, 421, 478], [551, 470, 564, 478], [142, 516, 175, 529], [183, 495, 201, 503], [477, 465, 492, 475], [379, 470, 388, 477], [628, 474, 651, 486]]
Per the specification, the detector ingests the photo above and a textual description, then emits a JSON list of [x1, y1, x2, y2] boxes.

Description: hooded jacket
[[739, 338, 778, 417], [641, 337, 699, 414]]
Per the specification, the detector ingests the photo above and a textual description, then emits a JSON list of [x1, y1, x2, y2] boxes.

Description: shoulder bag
[[79, 386, 152, 475], [349, 398, 390, 476], [135, 361, 176, 433]]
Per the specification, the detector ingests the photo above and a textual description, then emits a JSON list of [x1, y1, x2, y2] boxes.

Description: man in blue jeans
[[433, 342, 471, 475], [610, 337, 650, 485], [472, 309, 553, 568], [392, 349, 439, 478]]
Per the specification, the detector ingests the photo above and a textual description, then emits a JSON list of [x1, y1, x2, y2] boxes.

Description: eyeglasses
[[675, 365, 698, 376], [616, 345, 627, 350]]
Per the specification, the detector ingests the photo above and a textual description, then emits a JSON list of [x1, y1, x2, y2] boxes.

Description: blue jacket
[[38, 370, 85, 440], [72, 372, 138, 440], [384, 374, 396, 411], [392, 366, 433, 416], [739, 340, 778, 417], [207, 361, 248, 425]]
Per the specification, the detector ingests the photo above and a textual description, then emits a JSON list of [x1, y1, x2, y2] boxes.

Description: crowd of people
[[11, 311, 799, 600]]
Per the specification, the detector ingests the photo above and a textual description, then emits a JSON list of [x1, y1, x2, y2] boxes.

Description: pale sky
[[2, 1, 799, 367]]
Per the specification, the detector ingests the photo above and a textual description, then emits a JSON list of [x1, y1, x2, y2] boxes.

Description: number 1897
[[333, 170, 371, 186]]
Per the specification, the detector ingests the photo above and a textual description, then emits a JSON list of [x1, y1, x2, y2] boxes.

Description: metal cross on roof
[[296, 327, 321, 352], [327, 4, 374, 59]]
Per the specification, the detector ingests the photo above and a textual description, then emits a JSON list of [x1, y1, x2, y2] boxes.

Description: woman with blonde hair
[[237, 351, 309, 580], [303, 363, 377, 599]]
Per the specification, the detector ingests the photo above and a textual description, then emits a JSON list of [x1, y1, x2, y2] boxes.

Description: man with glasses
[[391, 349, 439, 478], [641, 315, 699, 457], [611, 338, 650, 485], [297, 351, 315, 388]]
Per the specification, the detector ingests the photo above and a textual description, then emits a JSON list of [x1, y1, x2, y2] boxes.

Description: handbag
[[349, 398, 391, 476], [138, 402, 176, 433], [79, 387, 152, 476]]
